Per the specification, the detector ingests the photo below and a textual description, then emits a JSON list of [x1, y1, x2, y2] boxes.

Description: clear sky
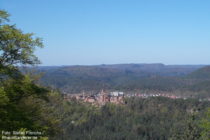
[[1, 0, 210, 65]]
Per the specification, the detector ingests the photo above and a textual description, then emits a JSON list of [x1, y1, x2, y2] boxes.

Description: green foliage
[[200, 108, 210, 140], [48, 97, 210, 140], [0, 10, 9, 24], [0, 10, 43, 67], [0, 10, 54, 139]]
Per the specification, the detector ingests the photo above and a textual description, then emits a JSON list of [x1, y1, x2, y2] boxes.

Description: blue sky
[[1, 0, 210, 65]]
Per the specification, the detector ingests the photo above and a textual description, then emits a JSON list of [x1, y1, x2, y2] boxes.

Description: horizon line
[[36, 63, 210, 67]]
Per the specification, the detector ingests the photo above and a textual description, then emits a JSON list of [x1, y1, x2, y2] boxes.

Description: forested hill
[[184, 66, 210, 94], [187, 66, 210, 79], [30, 64, 208, 93], [38, 64, 204, 77]]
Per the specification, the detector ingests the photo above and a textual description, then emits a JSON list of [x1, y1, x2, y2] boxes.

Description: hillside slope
[[187, 66, 210, 79], [35, 64, 205, 93]]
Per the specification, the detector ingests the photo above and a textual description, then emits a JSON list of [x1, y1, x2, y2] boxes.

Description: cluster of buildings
[[63, 90, 125, 106], [127, 93, 181, 99], [64, 90, 210, 106]]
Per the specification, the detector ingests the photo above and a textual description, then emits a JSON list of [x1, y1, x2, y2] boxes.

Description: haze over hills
[[37, 63, 205, 77], [187, 66, 210, 79], [29, 63, 210, 98]]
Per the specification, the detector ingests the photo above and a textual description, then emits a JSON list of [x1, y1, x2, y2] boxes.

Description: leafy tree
[[0, 10, 43, 67], [200, 108, 210, 140], [0, 10, 43, 81], [0, 10, 54, 138]]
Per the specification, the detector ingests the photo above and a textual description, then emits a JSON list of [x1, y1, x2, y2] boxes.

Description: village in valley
[[63, 90, 186, 106], [63, 89, 210, 106], [63, 90, 125, 106]]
